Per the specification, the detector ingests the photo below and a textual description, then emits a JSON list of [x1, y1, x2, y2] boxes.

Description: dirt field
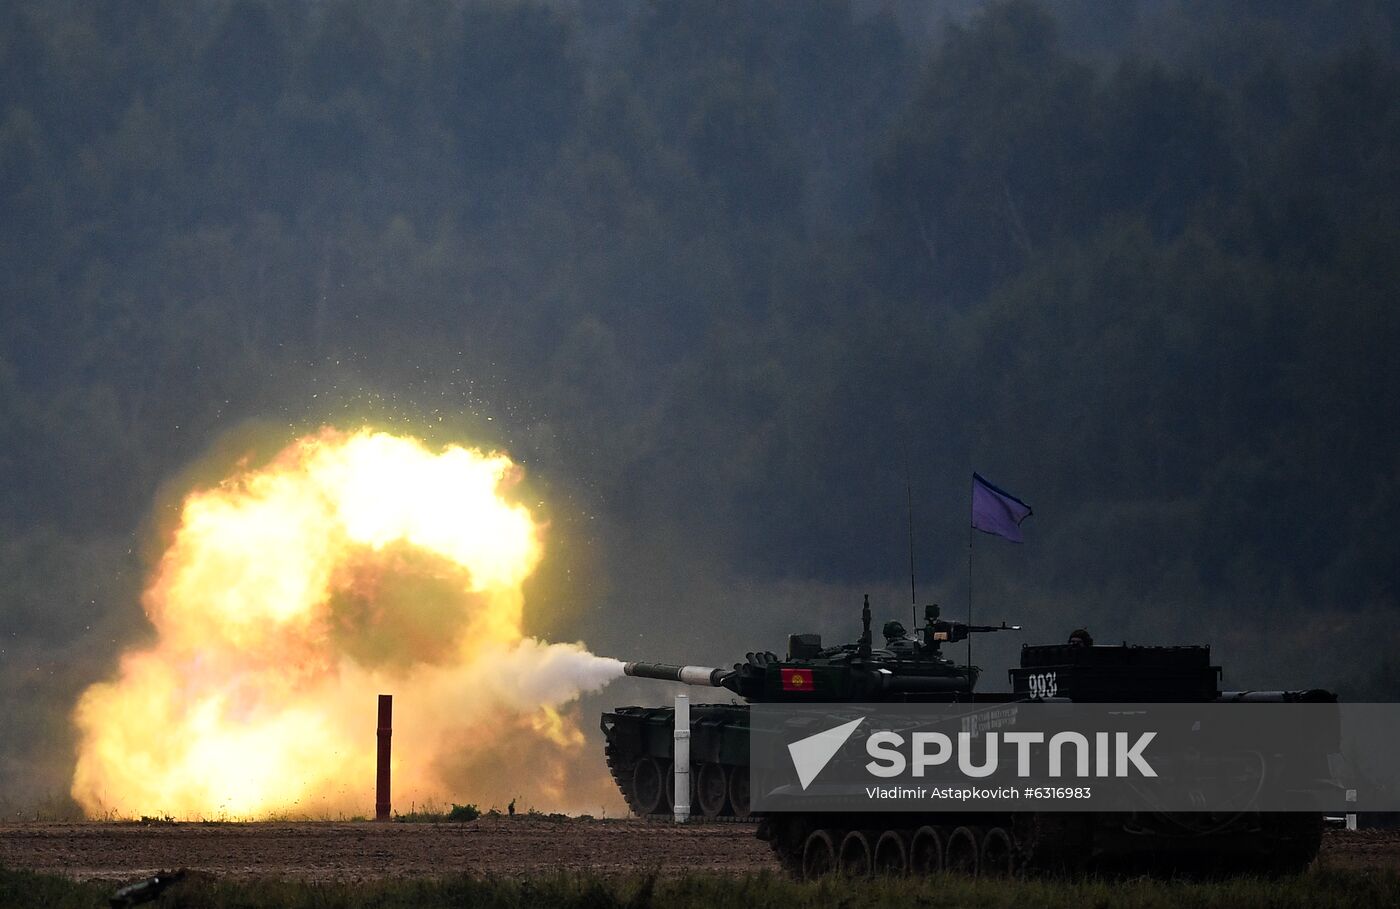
[[1320, 828, 1400, 872], [0, 818, 1395, 882], [0, 816, 774, 882]]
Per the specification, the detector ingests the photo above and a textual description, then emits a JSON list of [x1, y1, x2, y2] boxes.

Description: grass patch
[[0, 868, 110, 909], [4, 868, 1400, 909], [446, 803, 482, 822], [393, 802, 482, 823]]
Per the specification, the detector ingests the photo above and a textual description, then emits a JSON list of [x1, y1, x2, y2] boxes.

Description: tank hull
[[602, 703, 751, 818]]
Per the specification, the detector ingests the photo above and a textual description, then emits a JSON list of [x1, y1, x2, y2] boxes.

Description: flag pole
[[905, 451, 918, 630], [968, 471, 1033, 675], [967, 525, 973, 669]]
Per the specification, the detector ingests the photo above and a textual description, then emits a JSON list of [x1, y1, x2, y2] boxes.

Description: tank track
[[605, 739, 754, 822], [758, 815, 1032, 878], [603, 737, 644, 817], [758, 811, 1323, 878]]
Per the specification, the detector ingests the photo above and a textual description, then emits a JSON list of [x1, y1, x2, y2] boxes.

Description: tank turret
[[625, 596, 1017, 703], [601, 595, 1017, 821]]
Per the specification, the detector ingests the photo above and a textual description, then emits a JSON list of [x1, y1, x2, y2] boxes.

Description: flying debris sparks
[[71, 428, 623, 819]]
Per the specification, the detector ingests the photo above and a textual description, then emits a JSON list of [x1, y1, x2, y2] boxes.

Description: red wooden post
[[375, 694, 392, 821]]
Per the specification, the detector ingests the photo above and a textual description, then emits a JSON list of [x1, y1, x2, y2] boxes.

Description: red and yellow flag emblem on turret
[[781, 668, 814, 691]]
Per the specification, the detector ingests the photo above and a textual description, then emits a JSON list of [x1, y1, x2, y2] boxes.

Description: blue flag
[[971, 473, 1033, 543]]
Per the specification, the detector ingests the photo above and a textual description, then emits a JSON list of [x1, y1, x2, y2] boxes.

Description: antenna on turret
[[859, 594, 873, 660]]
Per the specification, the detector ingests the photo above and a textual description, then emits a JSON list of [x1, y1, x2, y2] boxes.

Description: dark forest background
[[4, 0, 1400, 811]]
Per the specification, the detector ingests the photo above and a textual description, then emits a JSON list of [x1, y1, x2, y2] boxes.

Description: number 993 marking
[[1027, 671, 1058, 698]]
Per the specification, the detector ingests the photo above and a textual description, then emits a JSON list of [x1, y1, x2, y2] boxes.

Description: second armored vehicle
[[601, 597, 1334, 876]]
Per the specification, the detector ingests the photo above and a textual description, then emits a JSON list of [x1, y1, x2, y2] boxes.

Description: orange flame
[[71, 428, 622, 818]]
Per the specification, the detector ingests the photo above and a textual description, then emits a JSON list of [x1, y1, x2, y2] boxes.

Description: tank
[[600, 596, 1335, 876]]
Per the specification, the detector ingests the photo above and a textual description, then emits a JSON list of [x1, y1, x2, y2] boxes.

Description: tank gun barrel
[[623, 661, 730, 687]]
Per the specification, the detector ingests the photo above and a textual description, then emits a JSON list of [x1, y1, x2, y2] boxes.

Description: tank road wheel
[[838, 830, 874, 877], [660, 761, 676, 812], [657, 760, 696, 814], [695, 762, 728, 818], [874, 830, 909, 876], [630, 757, 665, 816], [728, 765, 752, 818], [802, 829, 837, 879], [909, 825, 944, 875], [759, 816, 807, 877], [979, 827, 1015, 877], [945, 826, 980, 876]]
